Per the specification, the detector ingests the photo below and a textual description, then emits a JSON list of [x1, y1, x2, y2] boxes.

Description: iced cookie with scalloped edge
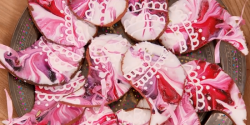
[[116, 108, 151, 125], [73, 106, 118, 125], [121, 0, 168, 41], [122, 42, 186, 125], [159, 0, 248, 55], [60, 34, 131, 106], [183, 60, 247, 125], [2, 73, 86, 125], [163, 93, 200, 125], [28, 0, 97, 48], [0, 37, 84, 86], [68, 0, 128, 26]]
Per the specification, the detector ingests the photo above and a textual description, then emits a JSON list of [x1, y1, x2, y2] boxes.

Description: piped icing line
[[163, 93, 200, 125], [2, 71, 85, 125], [69, 0, 128, 26], [35, 73, 85, 102], [159, 0, 227, 54], [61, 34, 131, 106], [0, 36, 84, 85], [73, 106, 118, 125], [28, 0, 97, 48], [183, 60, 247, 125], [121, 0, 168, 41], [122, 42, 186, 125], [116, 108, 151, 125]]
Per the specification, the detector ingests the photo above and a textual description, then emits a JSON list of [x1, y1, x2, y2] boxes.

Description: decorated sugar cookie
[[0, 37, 84, 85], [61, 34, 131, 106], [160, 0, 248, 55], [73, 106, 118, 125], [116, 108, 151, 125], [183, 60, 247, 125], [122, 42, 186, 125], [68, 0, 128, 26], [28, 0, 97, 48], [2, 74, 86, 125], [121, 0, 168, 41], [163, 93, 200, 125]]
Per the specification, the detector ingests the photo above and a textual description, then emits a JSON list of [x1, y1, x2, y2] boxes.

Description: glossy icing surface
[[116, 108, 151, 125], [122, 42, 186, 125], [69, 0, 127, 26], [0, 37, 84, 85], [73, 106, 117, 125], [4, 73, 86, 125], [183, 60, 247, 125], [163, 93, 200, 125], [28, 0, 97, 48], [61, 34, 131, 106], [121, 0, 168, 41], [160, 0, 248, 55]]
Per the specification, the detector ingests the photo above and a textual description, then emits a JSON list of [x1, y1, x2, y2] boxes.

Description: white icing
[[117, 108, 151, 125], [84, 0, 127, 26], [121, 1, 167, 41], [137, 99, 150, 109]]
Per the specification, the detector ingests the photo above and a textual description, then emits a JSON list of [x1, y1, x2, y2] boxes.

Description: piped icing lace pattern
[[124, 48, 169, 87], [168, 8, 199, 52], [184, 64, 205, 111], [38, 39, 75, 68], [36, 76, 85, 101], [85, 0, 111, 23], [38, 75, 85, 92], [128, 1, 168, 12], [51, 44, 82, 62]]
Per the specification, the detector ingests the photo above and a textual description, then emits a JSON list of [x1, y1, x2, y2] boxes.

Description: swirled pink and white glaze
[[122, 42, 186, 125], [0, 37, 84, 85], [163, 93, 200, 125], [183, 60, 247, 125], [28, 0, 97, 48], [159, 0, 247, 54], [73, 106, 117, 125], [3, 73, 86, 125], [61, 34, 131, 106], [68, 0, 128, 26], [116, 108, 151, 125], [121, 0, 168, 41]]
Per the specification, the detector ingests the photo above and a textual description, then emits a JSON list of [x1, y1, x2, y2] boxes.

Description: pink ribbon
[[214, 0, 248, 63]]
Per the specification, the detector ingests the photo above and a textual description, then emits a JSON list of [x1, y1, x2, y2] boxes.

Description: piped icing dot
[[198, 29, 202, 32], [95, 66, 98, 69], [60, 10, 64, 13], [206, 86, 210, 90], [207, 96, 211, 100], [45, 103, 48, 107], [45, 59, 48, 62], [62, 0, 65, 3], [60, 34, 64, 37], [57, 104, 60, 108], [149, 81, 153, 85], [197, 66, 200, 69], [39, 52, 42, 55], [34, 46, 38, 49], [67, 105, 71, 107], [202, 76, 206, 79], [106, 117, 111, 121], [202, 37, 206, 40], [208, 106, 211, 110], [156, 75, 160, 79], [194, 20, 197, 23], [144, 87, 148, 90], [102, 65, 105, 68], [37, 101, 40, 105]]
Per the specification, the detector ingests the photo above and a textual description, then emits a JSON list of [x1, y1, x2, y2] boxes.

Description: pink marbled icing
[[60, 34, 131, 106], [69, 0, 128, 26], [28, 0, 97, 48], [160, 0, 248, 55], [73, 106, 117, 125], [183, 60, 247, 125], [122, 42, 186, 125], [0, 37, 84, 85], [121, 0, 168, 41], [3, 73, 86, 125], [163, 93, 200, 125]]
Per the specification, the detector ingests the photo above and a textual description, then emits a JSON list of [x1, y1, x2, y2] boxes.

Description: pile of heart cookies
[[1, 0, 248, 125]]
